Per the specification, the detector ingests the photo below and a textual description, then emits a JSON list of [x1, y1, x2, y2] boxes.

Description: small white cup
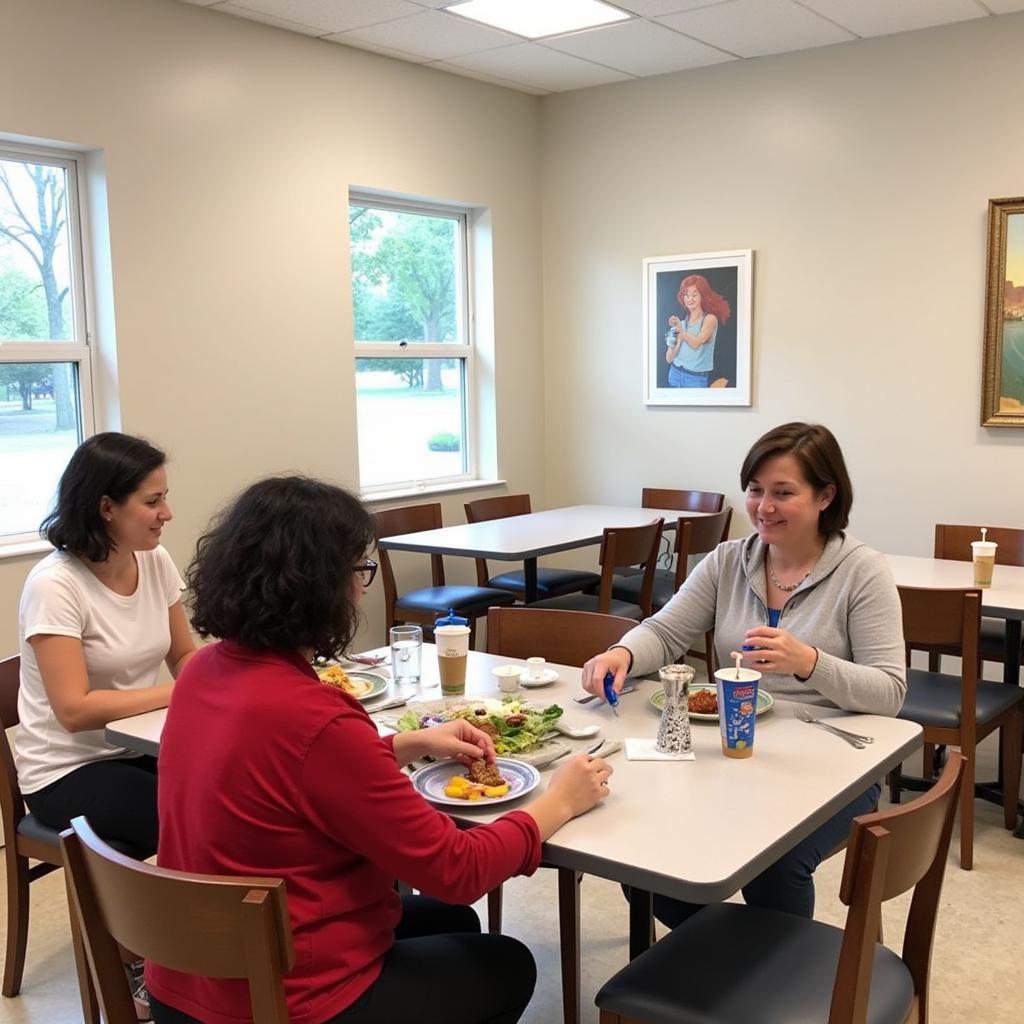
[[526, 657, 546, 680], [493, 665, 522, 694]]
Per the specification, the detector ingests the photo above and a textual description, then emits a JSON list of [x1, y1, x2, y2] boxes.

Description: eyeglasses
[[353, 559, 378, 587]]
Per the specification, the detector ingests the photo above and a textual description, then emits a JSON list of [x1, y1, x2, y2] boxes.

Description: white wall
[[540, 15, 1024, 554], [0, 0, 546, 654]]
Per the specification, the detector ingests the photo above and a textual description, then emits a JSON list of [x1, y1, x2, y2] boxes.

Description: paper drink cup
[[713, 667, 762, 758], [436, 624, 471, 695], [971, 540, 997, 588]]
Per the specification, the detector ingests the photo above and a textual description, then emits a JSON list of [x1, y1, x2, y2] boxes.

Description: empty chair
[[375, 502, 515, 647], [596, 753, 965, 1024], [889, 585, 1023, 870], [486, 607, 637, 667], [530, 520, 664, 620], [60, 815, 293, 1023], [464, 494, 600, 601], [641, 487, 725, 513]]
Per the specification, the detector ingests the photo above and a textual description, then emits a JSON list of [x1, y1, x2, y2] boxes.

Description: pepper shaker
[[656, 664, 694, 754]]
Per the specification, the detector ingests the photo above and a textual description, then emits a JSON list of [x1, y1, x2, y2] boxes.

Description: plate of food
[[316, 665, 388, 702], [410, 758, 540, 807], [649, 683, 774, 721], [395, 697, 564, 758]]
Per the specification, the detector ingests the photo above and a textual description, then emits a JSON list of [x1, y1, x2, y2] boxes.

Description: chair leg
[[486, 886, 503, 934], [921, 742, 935, 779], [2, 854, 30, 997], [557, 868, 582, 1024], [886, 765, 903, 805], [1001, 709, 1024, 830], [69, 909, 100, 1024], [927, 652, 940, 672], [959, 752, 975, 870]]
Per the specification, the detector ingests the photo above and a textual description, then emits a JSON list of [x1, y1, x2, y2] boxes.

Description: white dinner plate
[[317, 667, 388, 702], [649, 683, 774, 721], [409, 758, 540, 807]]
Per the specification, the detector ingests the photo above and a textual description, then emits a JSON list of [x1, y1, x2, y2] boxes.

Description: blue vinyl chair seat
[[395, 585, 515, 619], [487, 567, 600, 600], [611, 568, 679, 611], [897, 668, 1024, 729], [529, 592, 644, 621], [596, 903, 915, 1024]]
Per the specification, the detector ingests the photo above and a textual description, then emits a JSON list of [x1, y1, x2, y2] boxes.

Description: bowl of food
[[649, 683, 774, 721]]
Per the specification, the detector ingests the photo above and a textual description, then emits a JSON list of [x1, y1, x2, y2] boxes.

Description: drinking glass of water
[[390, 625, 423, 691]]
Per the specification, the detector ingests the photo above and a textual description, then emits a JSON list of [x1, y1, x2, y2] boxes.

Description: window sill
[[361, 479, 507, 505], [0, 538, 52, 561]]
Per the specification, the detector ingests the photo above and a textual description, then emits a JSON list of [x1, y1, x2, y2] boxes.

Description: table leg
[[1003, 619, 1022, 688], [523, 558, 539, 604], [557, 868, 581, 1024], [628, 887, 654, 960]]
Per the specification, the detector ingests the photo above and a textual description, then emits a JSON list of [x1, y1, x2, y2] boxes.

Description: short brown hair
[[739, 422, 852, 536]]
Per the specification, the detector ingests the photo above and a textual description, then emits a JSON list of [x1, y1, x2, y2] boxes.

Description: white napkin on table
[[625, 737, 695, 761]]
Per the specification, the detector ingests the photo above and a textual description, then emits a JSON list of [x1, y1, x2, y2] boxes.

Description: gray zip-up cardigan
[[617, 532, 907, 716]]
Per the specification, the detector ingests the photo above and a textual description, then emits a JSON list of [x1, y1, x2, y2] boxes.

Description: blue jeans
[[667, 364, 710, 388], [633, 782, 881, 927]]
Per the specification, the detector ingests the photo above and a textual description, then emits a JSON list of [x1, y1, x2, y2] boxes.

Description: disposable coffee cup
[[971, 540, 997, 589], [713, 666, 762, 759], [436, 624, 471, 696]]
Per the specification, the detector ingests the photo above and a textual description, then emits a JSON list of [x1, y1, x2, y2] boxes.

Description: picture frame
[[643, 249, 752, 407], [981, 196, 1024, 427]]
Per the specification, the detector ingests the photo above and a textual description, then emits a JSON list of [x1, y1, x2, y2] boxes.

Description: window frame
[[0, 141, 95, 551], [349, 192, 476, 496]]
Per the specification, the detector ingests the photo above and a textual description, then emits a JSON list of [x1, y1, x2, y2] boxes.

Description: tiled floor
[[3, 740, 1021, 1023]]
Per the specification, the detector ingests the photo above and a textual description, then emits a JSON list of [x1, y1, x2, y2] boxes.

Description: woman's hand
[[741, 627, 818, 678], [415, 719, 497, 766], [547, 753, 613, 817], [580, 647, 631, 698]]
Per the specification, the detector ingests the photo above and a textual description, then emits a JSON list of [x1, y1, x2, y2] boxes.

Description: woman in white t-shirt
[[17, 432, 196, 853]]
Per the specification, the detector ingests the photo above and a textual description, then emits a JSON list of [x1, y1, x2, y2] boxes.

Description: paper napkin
[[625, 737, 695, 761]]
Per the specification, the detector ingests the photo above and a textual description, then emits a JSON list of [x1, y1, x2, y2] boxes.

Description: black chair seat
[[488, 567, 600, 599], [898, 668, 1024, 729], [596, 903, 914, 1024], [18, 814, 151, 860], [612, 568, 678, 611], [529, 593, 644, 620], [395, 585, 516, 618]]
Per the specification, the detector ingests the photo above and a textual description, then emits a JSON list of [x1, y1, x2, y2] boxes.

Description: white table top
[[376, 504, 707, 560], [884, 553, 1024, 620], [107, 645, 920, 904]]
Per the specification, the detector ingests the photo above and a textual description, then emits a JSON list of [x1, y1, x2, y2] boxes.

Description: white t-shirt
[[16, 546, 185, 795]]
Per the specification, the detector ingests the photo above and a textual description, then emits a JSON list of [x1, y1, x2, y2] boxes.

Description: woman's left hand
[[741, 627, 818, 678], [418, 719, 497, 766]]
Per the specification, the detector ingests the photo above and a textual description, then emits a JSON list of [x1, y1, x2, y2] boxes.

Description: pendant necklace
[[766, 553, 810, 593]]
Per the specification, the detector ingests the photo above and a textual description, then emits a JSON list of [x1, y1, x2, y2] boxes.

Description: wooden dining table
[[106, 645, 921, 1024], [376, 504, 710, 603]]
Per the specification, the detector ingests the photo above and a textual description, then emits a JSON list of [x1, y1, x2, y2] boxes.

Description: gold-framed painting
[[982, 196, 1024, 427]]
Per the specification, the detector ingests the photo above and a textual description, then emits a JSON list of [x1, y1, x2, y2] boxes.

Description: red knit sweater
[[146, 641, 541, 1024]]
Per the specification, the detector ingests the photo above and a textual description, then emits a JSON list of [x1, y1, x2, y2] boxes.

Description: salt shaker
[[656, 664, 694, 755]]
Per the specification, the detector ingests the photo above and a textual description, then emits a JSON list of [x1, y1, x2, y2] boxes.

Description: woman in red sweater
[[147, 477, 612, 1024]]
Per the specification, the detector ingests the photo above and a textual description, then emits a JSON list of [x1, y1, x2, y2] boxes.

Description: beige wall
[[0, 0, 546, 653], [540, 14, 1024, 556]]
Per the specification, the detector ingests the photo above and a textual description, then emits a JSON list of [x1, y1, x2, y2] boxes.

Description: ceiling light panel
[[445, 0, 631, 39]]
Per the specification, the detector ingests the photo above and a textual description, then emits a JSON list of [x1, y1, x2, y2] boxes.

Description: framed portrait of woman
[[642, 249, 753, 407], [982, 197, 1024, 427]]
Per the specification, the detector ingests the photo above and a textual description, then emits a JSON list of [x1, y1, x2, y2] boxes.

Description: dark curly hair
[[187, 476, 377, 660], [41, 432, 167, 562]]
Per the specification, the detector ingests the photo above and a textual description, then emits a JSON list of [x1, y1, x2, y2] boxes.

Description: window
[[349, 195, 472, 492], [0, 144, 93, 546]]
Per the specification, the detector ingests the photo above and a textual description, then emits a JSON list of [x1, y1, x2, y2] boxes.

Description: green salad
[[396, 697, 563, 756]]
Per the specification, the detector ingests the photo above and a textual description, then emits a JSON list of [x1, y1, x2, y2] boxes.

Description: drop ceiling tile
[[973, 0, 1024, 10], [216, 2, 324, 35], [799, 0, 985, 37], [658, 0, 855, 57], [220, 0, 423, 33], [544, 18, 733, 75], [445, 44, 633, 91], [614, 0, 729, 14], [429, 61, 551, 94], [179, 0, 225, 6], [324, 35, 432, 62], [337, 10, 519, 61]]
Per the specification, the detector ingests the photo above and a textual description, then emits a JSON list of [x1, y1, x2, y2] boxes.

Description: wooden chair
[[890, 586, 1023, 870], [0, 655, 100, 1023], [60, 815, 294, 1024], [464, 494, 600, 601], [529, 520, 665, 620], [612, 508, 732, 679], [486, 606, 638, 1024], [641, 487, 725, 514], [596, 753, 966, 1024], [375, 502, 515, 648]]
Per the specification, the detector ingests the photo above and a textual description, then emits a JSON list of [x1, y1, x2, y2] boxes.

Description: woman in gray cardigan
[[582, 422, 906, 925]]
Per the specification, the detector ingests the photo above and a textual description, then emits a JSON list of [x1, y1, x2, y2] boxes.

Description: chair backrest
[[933, 523, 1024, 566], [464, 494, 533, 585], [671, 508, 733, 588], [486, 607, 636, 667], [60, 816, 294, 1024], [598, 519, 664, 616], [641, 487, 725, 514], [829, 753, 965, 1024], [374, 503, 447, 611], [0, 654, 26, 845]]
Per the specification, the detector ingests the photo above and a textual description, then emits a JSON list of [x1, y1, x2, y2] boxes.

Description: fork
[[542, 738, 605, 768], [574, 683, 637, 704], [794, 707, 873, 747]]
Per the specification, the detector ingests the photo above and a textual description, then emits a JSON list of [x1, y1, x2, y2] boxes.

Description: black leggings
[[151, 895, 536, 1024], [24, 755, 159, 853]]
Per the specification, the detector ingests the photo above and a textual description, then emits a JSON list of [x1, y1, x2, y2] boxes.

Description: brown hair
[[739, 422, 852, 536]]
